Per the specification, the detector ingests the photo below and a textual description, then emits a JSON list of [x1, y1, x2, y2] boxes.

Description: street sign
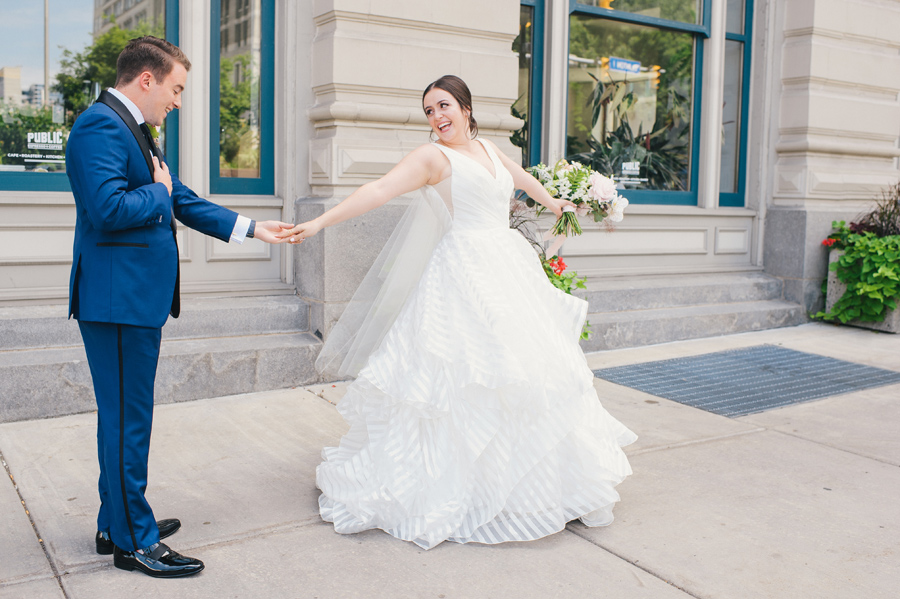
[[609, 57, 641, 74]]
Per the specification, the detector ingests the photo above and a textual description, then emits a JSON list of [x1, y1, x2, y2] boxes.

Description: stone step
[[576, 272, 785, 313], [0, 332, 322, 423], [0, 295, 310, 351], [581, 299, 807, 352]]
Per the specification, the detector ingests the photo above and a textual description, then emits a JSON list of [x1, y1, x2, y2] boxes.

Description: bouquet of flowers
[[526, 159, 628, 237]]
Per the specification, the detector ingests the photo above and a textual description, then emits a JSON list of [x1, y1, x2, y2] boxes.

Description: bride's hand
[[549, 198, 577, 218], [276, 220, 323, 244]]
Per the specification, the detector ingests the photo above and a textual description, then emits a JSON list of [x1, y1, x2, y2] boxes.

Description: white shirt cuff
[[230, 215, 251, 244]]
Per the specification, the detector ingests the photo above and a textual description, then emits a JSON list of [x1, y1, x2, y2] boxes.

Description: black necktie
[[140, 123, 180, 318]]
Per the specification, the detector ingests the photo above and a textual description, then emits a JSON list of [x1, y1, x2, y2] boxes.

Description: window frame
[[568, 0, 711, 206], [0, 0, 181, 192], [208, 0, 275, 195], [718, 0, 753, 208], [519, 0, 545, 167]]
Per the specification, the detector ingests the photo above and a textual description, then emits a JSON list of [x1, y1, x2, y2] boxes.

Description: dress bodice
[[429, 139, 515, 232]]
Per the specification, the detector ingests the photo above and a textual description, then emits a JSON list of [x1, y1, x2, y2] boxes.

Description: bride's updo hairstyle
[[423, 75, 478, 138]]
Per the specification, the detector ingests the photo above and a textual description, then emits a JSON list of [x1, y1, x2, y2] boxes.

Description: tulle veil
[[315, 185, 452, 379]]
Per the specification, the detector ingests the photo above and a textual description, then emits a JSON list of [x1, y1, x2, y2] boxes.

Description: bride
[[280, 75, 637, 550]]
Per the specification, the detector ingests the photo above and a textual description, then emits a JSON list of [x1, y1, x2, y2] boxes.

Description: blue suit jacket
[[67, 101, 238, 328]]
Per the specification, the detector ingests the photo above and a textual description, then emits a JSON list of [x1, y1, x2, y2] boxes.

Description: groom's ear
[[139, 71, 154, 91]]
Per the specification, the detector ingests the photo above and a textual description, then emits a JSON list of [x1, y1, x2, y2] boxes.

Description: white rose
[[588, 173, 618, 202], [607, 195, 629, 222]]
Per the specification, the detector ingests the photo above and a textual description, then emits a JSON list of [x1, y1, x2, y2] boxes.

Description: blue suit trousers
[[78, 321, 162, 551]]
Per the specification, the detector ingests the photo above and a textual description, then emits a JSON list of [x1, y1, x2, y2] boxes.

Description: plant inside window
[[565, 14, 694, 191], [568, 75, 690, 191]]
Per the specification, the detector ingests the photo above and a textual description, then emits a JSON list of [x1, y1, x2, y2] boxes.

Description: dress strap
[[431, 142, 456, 162]]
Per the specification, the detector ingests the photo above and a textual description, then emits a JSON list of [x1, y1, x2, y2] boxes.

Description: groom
[[66, 36, 290, 578]]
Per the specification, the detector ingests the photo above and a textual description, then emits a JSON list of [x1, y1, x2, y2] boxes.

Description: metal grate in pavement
[[592, 344, 900, 417]]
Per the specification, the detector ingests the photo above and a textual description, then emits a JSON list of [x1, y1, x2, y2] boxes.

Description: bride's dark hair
[[423, 75, 478, 138]]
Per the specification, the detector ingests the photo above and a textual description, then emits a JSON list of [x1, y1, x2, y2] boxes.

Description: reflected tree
[[218, 53, 258, 174], [54, 20, 164, 125]]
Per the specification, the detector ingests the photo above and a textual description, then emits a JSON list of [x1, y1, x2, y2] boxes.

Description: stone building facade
[[0, 0, 898, 419]]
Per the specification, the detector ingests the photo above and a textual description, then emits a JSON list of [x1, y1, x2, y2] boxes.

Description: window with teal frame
[[209, 0, 275, 195], [567, 0, 710, 206], [719, 0, 752, 207], [513, 0, 545, 167], [0, 0, 181, 192]]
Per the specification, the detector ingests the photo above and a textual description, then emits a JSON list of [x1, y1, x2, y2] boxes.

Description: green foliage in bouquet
[[815, 220, 900, 324], [542, 256, 592, 341], [543, 256, 587, 294], [509, 202, 592, 340], [523, 159, 627, 237]]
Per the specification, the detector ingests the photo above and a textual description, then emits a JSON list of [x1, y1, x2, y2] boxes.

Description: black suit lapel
[[96, 90, 156, 177]]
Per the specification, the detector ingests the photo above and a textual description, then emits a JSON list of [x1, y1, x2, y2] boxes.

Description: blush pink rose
[[588, 173, 617, 202]]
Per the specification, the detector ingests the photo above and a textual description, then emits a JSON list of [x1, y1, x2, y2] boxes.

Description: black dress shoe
[[95, 518, 182, 555], [113, 542, 204, 578]]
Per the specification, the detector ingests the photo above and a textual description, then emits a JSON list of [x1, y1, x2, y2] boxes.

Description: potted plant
[[815, 183, 900, 333]]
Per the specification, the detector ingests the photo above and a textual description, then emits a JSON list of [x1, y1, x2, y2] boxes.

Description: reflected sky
[[0, 0, 93, 91]]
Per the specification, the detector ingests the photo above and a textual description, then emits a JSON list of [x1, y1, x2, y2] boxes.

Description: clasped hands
[[238, 221, 320, 245], [275, 221, 322, 245]]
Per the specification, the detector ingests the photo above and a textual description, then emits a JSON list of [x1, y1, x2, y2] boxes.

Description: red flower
[[822, 238, 836, 247], [548, 257, 566, 276]]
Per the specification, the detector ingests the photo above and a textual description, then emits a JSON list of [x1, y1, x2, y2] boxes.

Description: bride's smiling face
[[423, 88, 469, 143]]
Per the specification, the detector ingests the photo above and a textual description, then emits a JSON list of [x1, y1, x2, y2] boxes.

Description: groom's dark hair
[[423, 75, 478, 138], [115, 36, 192, 87]]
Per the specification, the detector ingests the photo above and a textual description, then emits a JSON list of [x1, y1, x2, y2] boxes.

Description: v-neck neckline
[[435, 139, 498, 180]]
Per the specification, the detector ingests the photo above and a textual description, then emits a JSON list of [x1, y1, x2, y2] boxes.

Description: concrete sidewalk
[[1, 323, 897, 598]]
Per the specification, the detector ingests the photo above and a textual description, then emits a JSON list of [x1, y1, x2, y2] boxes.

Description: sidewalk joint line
[[0, 448, 71, 599], [628, 427, 765, 456], [758, 428, 900, 467], [566, 526, 703, 598]]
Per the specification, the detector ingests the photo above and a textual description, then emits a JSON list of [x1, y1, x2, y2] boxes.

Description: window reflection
[[577, 0, 700, 25], [512, 5, 534, 166], [218, 0, 262, 179], [0, 0, 165, 174], [726, 0, 745, 35], [567, 14, 694, 191], [720, 40, 742, 194]]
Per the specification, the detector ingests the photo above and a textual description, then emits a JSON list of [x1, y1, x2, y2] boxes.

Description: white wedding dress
[[316, 139, 637, 550]]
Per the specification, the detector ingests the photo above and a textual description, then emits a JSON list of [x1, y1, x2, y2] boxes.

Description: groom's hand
[[252, 220, 295, 244], [152, 156, 172, 195]]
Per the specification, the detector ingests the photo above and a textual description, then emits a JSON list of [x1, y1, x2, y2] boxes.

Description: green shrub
[[815, 221, 900, 323]]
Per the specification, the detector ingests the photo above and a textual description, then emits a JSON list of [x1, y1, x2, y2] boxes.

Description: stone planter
[[825, 249, 899, 333]]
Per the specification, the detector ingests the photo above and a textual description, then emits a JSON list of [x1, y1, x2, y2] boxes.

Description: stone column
[[295, 0, 522, 338], [763, 0, 900, 312]]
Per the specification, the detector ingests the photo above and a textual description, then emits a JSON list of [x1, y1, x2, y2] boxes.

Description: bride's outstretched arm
[[485, 140, 574, 217], [278, 146, 441, 242]]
